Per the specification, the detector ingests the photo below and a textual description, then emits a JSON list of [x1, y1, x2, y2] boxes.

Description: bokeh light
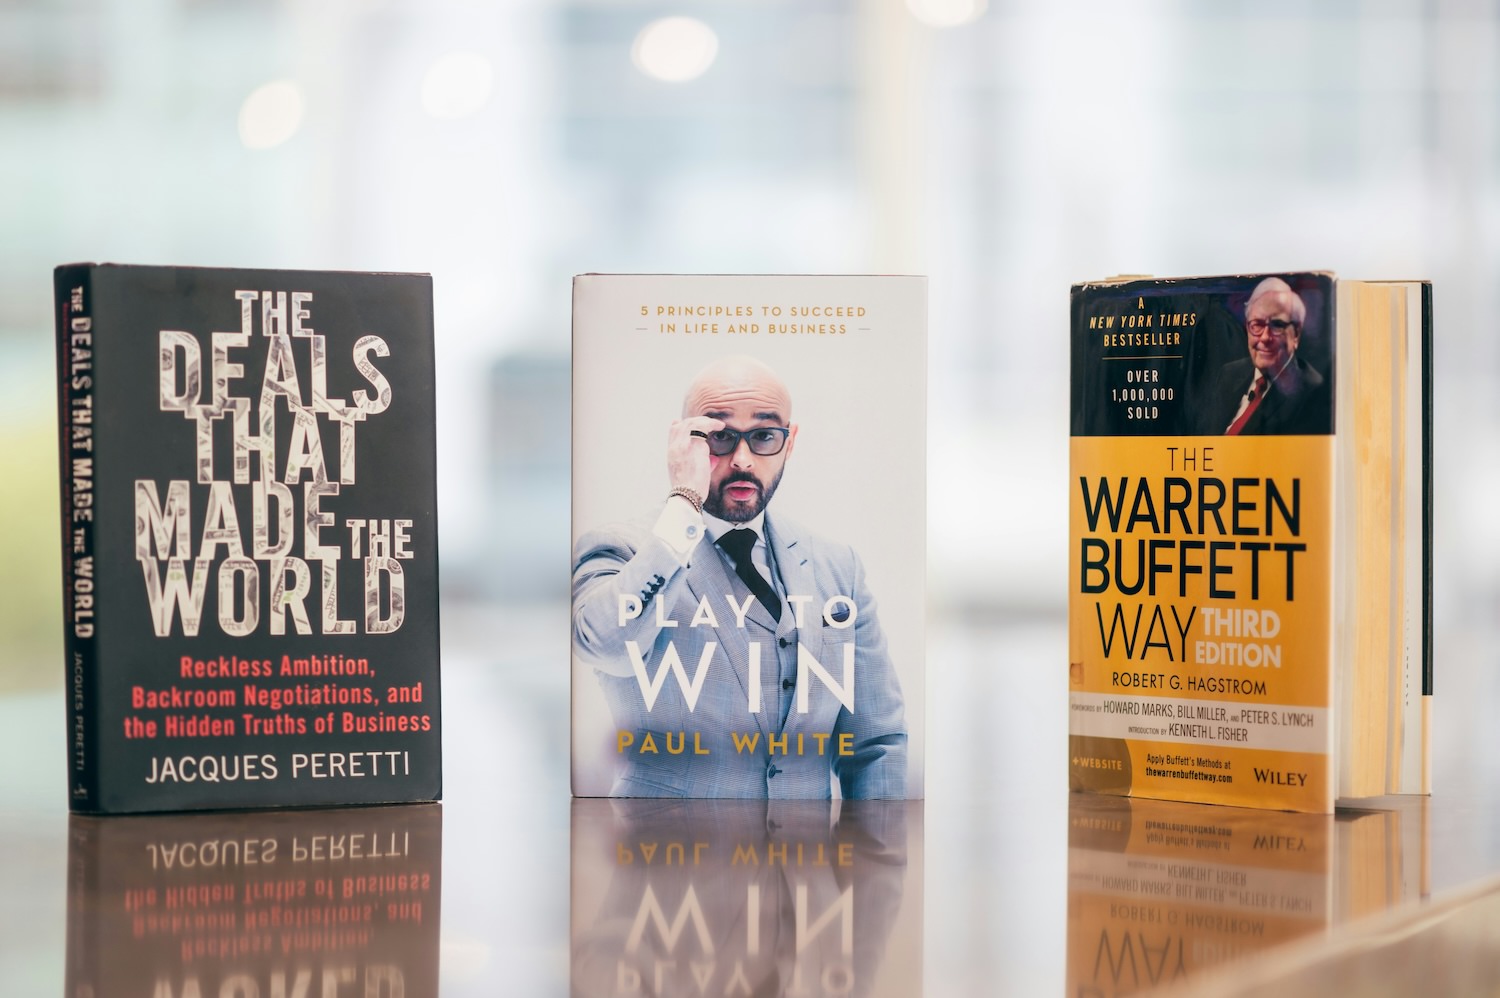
[[631, 17, 719, 83], [237, 80, 305, 150], [906, 0, 987, 28]]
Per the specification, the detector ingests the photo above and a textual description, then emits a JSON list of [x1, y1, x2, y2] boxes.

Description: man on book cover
[[571, 356, 907, 800], [1205, 276, 1331, 436]]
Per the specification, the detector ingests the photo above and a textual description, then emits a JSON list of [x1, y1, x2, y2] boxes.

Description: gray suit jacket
[[573, 509, 907, 799]]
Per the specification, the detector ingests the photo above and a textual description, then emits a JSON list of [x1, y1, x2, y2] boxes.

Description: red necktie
[[1225, 374, 1266, 435]]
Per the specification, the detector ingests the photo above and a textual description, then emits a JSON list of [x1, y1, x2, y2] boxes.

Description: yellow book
[[1069, 274, 1432, 812]]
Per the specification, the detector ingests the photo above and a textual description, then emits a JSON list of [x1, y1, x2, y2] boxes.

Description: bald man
[[1205, 277, 1331, 436], [572, 356, 908, 800]]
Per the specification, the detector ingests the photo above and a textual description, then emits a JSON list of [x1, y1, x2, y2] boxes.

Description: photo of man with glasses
[[571, 354, 908, 800], [1205, 276, 1331, 436]]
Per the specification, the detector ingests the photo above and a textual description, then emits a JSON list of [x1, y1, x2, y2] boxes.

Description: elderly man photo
[[571, 355, 907, 800], [1205, 277, 1332, 436]]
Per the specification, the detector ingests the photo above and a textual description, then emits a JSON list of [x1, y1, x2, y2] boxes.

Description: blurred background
[[2, 0, 1498, 993]]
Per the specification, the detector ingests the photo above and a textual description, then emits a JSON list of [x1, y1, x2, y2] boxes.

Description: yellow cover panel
[[1068, 432, 1335, 811]]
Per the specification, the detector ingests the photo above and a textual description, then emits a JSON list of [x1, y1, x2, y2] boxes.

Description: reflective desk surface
[[3, 604, 1498, 996]]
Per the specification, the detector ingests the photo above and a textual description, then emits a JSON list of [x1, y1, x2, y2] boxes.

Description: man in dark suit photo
[[1206, 277, 1332, 436]]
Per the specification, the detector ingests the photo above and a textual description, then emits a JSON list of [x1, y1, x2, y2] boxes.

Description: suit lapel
[[767, 515, 823, 738], [1253, 380, 1288, 433], [767, 514, 815, 641]]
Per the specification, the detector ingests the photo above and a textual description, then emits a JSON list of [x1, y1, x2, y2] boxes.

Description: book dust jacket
[[55, 264, 441, 813], [1069, 274, 1335, 812], [571, 275, 925, 800]]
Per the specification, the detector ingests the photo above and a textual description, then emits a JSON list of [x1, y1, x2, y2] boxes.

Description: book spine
[[55, 265, 100, 811], [1420, 282, 1433, 698], [1420, 282, 1434, 795]]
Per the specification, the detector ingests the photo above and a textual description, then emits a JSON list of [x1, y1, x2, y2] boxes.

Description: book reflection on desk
[[65, 804, 441, 997], [571, 799, 922, 997], [1066, 792, 1427, 996]]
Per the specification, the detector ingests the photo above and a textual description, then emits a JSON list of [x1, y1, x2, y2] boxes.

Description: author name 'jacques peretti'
[[614, 592, 861, 758], [145, 750, 411, 784]]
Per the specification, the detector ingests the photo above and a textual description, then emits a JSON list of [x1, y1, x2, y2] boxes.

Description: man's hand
[[667, 416, 725, 498]]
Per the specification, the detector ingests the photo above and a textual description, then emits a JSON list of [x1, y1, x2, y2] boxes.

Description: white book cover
[[571, 274, 926, 800]]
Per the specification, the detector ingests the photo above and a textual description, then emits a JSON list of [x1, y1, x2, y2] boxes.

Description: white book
[[571, 274, 927, 800]]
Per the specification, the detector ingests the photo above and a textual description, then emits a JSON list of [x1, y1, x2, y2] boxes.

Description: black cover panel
[[55, 264, 441, 812], [1071, 274, 1335, 438]]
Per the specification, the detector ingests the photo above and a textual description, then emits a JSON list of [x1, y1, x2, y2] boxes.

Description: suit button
[[767, 764, 781, 778], [781, 679, 794, 690], [778, 637, 789, 648]]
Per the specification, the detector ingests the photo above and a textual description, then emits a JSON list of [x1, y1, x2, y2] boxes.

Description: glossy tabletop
[[3, 605, 1499, 996]]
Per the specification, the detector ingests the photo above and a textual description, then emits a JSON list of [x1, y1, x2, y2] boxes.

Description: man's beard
[[705, 469, 784, 522]]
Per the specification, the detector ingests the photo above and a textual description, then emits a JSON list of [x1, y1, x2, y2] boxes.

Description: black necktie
[[716, 529, 782, 622]]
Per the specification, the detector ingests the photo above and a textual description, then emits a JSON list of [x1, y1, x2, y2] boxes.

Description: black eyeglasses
[[1247, 318, 1298, 338], [704, 426, 790, 457]]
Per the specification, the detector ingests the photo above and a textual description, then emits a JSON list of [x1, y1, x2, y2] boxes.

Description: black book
[[54, 264, 441, 812]]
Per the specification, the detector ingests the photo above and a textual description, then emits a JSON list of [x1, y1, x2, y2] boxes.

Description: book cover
[[65, 804, 442, 997], [1069, 274, 1337, 811], [571, 275, 926, 800], [571, 798, 922, 997], [54, 264, 441, 813]]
